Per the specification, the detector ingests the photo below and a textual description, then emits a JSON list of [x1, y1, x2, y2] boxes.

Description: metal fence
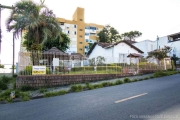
[[17, 51, 172, 76]]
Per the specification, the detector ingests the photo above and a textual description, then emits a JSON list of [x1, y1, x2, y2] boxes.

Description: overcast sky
[[1, 0, 180, 64]]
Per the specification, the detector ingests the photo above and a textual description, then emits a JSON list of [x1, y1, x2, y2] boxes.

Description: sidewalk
[[30, 73, 154, 97]]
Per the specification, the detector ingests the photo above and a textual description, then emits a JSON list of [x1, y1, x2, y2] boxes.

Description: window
[[79, 48, 82, 51], [90, 26, 96, 30], [74, 25, 76, 28], [80, 19, 83, 21], [60, 22, 64, 25], [79, 29, 83, 31], [79, 42, 83, 44], [73, 31, 76, 35], [85, 26, 89, 29], [68, 30, 70, 34], [85, 52, 87, 55], [85, 33, 89, 36], [79, 35, 82, 38], [86, 39, 89, 42]]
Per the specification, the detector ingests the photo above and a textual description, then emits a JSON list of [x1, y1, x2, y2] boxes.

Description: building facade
[[57, 7, 104, 55]]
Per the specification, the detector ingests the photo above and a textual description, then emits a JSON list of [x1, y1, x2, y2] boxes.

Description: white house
[[87, 41, 144, 64]]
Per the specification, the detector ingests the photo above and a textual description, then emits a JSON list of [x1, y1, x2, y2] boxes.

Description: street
[[1, 74, 180, 120]]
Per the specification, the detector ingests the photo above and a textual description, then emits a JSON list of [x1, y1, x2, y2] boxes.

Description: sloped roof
[[127, 53, 143, 58], [105, 40, 144, 53], [87, 41, 143, 57], [43, 47, 68, 55], [87, 42, 112, 56]]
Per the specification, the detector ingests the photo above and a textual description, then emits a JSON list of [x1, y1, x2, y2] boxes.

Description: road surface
[[1, 74, 180, 120]]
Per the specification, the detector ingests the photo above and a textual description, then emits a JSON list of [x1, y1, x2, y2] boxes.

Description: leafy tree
[[88, 43, 93, 50], [96, 56, 105, 66], [6, 0, 62, 65], [97, 25, 121, 43], [147, 46, 172, 65], [24, 32, 70, 52], [121, 31, 142, 41]]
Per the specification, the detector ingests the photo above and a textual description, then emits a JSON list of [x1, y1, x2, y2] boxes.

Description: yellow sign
[[32, 66, 46, 75]]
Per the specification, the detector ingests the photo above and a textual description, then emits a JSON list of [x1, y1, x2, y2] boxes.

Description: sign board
[[32, 66, 46, 75], [53, 58, 59, 66]]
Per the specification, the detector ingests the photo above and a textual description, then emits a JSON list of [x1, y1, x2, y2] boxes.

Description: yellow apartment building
[[57, 7, 104, 55]]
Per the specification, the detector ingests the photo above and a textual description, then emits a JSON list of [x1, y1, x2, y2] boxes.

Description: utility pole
[[157, 35, 159, 50], [12, 32, 15, 76], [0, 4, 14, 64]]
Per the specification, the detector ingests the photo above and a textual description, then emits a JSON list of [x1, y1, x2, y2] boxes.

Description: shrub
[[85, 83, 94, 90], [22, 96, 30, 101], [0, 75, 12, 83], [138, 78, 144, 81], [39, 88, 47, 93], [150, 76, 155, 79], [0, 64, 4, 68], [153, 71, 168, 77], [69, 85, 82, 92], [71, 66, 122, 72], [20, 85, 34, 91], [0, 90, 21, 100], [20, 92, 30, 101], [0, 81, 8, 90], [132, 79, 138, 82], [101, 82, 112, 87], [115, 80, 123, 85], [144, 77, 149, 80], [44, 90, 67, 97], [13, 82, 16, 89], [93, 84, 103, 89], [124, 77, 131, 83]]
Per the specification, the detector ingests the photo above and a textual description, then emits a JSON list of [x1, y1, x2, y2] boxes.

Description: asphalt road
[[1, 74, 180, 120]]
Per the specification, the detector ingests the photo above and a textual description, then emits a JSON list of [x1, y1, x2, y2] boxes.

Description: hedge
[[71, 66, 122, 72]]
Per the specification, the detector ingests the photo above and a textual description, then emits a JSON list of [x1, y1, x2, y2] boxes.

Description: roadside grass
[[0, 70, 179, 103]]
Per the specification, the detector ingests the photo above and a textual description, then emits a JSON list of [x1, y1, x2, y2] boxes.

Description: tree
[[121, 31, 142, 41], [147, 46, 172, 65], [97, 25, 121, 43], [42, 33, 70, 52], [6, 0, 62, 65]]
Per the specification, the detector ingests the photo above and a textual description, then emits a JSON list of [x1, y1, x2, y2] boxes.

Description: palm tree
[[6, 0, 62, 65]]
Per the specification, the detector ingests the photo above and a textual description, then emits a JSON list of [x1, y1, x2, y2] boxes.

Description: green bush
[[39, 88, 47, 93], [0, 75, 12, 83], [101, 82, 113, 87], [69, 84, 83, 92], [150, 76, 155, 79], [22, 96, 30, 101], [20, 92, 30, 101], [0, 64, 4, 68], [84, 83, 94, 90], [93, 84, 103, 89], [132, 79, 138, 82], [0, 90, 21, 100], [115, 80, 123, 85], [44, 90, 67, 97], [144, 77, 149, 80], [124, 77, 131, 83], [153, 71, 168, 77], [71, 66, 122, 72], [0, 81, 8, 90], [139, 62, 157, 69], [20, 85, 35, 91]]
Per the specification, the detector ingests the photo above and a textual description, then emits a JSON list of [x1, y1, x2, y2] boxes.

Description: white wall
[[133, 40, 155, 57], [89, 45, 105, 59], [89, 42, 143, 64], [156, 36, 180, 58]]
